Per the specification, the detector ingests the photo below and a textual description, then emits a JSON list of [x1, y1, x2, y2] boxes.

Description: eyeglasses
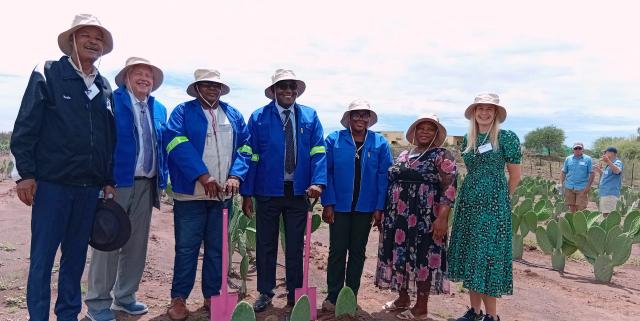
[[198, 82, 222, 90], [275, 80, 298, 91], [350, 111, 371, 121], [573, 146, 583, 150]]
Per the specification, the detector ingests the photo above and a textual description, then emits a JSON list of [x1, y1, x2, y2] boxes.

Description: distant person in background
[[10, 14, 116, 321], [85, 57, 167, 321], [321, 99, 392, 311], [448, 93, 521, 321], [560, 142, 594, 213], [594, 146, 623, 217], [375, 114, 456, 320]]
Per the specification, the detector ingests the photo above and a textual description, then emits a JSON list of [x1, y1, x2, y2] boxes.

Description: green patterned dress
[[447, 129, 521, 297]]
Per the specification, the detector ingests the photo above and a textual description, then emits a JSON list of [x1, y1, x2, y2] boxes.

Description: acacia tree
[[524, 125, 566, 156]]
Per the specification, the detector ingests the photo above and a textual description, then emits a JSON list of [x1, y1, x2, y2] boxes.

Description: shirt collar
[[67, 56, 97, 77], [275, 100, 295, 114], [128, 89, 148, 105]]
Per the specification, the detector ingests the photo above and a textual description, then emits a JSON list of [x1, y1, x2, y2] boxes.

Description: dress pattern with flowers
[[375, 147, 457, 294]]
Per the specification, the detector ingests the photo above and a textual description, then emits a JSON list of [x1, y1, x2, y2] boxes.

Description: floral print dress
[[447, 130, 521, 297], [375, 147, 457, 294]]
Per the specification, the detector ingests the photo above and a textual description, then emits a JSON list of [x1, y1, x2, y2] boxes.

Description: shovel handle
[[305, 197, 319, 212], [221, 207, 229, 294]]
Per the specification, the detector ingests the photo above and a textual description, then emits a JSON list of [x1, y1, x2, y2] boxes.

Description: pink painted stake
[[210, 208, 237, 321]]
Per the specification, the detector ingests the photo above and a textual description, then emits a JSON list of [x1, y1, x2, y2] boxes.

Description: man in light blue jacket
[[321, 99, 392, 310]]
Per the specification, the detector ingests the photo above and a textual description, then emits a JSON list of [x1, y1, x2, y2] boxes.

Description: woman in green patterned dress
[[448, 93, 522, 321]]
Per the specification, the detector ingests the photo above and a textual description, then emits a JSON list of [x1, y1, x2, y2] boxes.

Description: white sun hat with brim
[[405, 113, 447, 147], [114, 57, 164, 92], [58, 14, 113, 56], [340, 99, 378, 128], [186, 69, 231, 97], [464, 92, 507, 123], [264, 69, 306, 99]]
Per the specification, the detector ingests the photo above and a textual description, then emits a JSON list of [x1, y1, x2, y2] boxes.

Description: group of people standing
[[11, 14, 524, 321]]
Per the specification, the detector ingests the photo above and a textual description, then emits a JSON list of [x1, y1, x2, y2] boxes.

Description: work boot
[[167, 297, 189, 321]]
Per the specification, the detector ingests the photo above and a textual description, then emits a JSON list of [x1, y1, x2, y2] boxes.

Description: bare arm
[[507, 163, 521, 196]]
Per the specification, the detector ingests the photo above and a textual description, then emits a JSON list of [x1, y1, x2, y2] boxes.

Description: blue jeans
[[170, 199, 231, 299], [27, 181, 100, 321]]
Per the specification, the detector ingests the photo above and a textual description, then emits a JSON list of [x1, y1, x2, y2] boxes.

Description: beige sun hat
[[464, 93, 507, 123], [58, 14, 113, 56], [405, 113, 447, 147], [264, 69, 306, 99], [114, 57, 164, 92], [186, 69, 230, 97], [340, 99, 378, 128]]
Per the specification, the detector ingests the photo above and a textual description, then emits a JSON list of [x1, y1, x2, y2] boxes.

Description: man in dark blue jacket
[[10, 14, 116, 321], [240, 69, 327, 312], [84, 57, 167, 321]]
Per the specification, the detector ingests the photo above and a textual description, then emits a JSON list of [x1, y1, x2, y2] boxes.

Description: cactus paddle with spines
[[335, 286, 357, 318], [230, 301, 255, 321]]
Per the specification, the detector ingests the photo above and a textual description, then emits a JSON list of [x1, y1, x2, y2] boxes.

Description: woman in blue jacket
[[321, 99, 393, 310]]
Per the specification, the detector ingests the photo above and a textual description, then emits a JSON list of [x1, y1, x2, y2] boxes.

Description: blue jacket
[[240, 101, 327, 196], [164, 99, 251, 195], [322, 129, 393, 212], [112, 87, 168, 193]]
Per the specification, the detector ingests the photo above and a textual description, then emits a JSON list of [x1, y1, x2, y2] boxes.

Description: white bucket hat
[[340, 99, 378, 128], [58, 14, 113, 56], [464, 93, 507, 123], [186, 69, 230, 97], [405, 113, 447, 147], [114, 57, 164, 92], [264, 69, 306, 99]]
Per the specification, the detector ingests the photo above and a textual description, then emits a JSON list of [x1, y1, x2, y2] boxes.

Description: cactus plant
[[290, 295, 311, 321], [230, 301, 256, 321], [574, 223, 633, 283], [535, 220, 567, 271], [335, 286, 357, 318]]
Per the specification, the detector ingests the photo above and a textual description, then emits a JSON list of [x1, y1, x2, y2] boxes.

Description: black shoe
[[482, 315, 500, 321], [253, 294, 273, 313], [456, 307, 484, 321]]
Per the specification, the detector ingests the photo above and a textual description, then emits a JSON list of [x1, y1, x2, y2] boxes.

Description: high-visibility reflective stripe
[[310, 146, 326, 156], [251, 154, 259, 162], [237, 145, 253, 155], [166, 136, 189, 153]]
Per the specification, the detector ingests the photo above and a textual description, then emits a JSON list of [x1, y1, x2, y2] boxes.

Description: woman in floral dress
[[375, 114, 457, 320], [448, 93, 522, 321]]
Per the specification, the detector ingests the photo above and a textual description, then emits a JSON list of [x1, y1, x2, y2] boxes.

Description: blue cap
[[605, 146, 618, 154]]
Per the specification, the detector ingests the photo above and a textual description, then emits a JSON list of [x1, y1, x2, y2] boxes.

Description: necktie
[[283, 109, 295, 174], [139, 101, 153, 174]]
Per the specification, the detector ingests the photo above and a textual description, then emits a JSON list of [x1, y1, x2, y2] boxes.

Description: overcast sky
[[1, 0, 639, 147]]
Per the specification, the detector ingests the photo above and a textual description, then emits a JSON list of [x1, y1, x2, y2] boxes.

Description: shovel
[[294, 197, 318, 320], [210, 207, 237, 321]]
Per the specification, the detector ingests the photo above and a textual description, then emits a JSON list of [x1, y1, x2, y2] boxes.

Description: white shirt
[[174, 105, 234, 201], [276, 102, 296, 181], [67, 57, 97, 89], [128, 92, 157, 178]]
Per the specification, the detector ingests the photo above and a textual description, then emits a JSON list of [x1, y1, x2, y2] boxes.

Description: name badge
[[579, 161, 586, 166], [478, 143, 493, 154], [86, 83, 100, 100]]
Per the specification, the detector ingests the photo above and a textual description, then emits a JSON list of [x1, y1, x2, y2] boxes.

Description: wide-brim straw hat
[[114, 57, 164, 92], [464, 93, 507, 123], [186, 69, 230, 97], [405, 113, 447, 147], [340, 99, 378, 128], [264, 69, 306, 99], [58, 14, 113, 56]]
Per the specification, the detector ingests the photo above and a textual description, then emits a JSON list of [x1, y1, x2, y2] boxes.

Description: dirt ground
[[1, 179, 639, 321]]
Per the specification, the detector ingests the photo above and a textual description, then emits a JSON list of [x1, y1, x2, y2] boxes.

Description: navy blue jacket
[[11, 56, 115, 187]]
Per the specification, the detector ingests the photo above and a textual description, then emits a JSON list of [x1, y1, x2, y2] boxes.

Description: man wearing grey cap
[[560, 142, 594, 212]]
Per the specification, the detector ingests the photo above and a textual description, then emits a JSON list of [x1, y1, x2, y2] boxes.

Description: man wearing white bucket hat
[[321, 99, 392, 311], [10, 14, 116, 321], [164, 69, 252, 320], [240, 69, 327, 312], [84, 57, 168, 321]]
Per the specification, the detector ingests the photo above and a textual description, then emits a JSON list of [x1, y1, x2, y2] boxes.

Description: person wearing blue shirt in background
[[164, 69, 252, 321], [561, 142, 594, 212], [240, 69, 327, 312], [320, 99, 392, 311], [594, 146, 623, 217]]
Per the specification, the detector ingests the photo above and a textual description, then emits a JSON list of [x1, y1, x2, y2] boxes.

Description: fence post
[[632, 162, 635, 188]]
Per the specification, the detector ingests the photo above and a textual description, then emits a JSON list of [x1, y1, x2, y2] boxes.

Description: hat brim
[[89, 199, 131, 252], [405, 118, 447, 147], [58, 25, 113, 56], [340, 109, 378, 128], [187, 80, 231, 97], [114, 63, 164, 92], [265, 79, 306, 99], [464, 103, 507, 123]]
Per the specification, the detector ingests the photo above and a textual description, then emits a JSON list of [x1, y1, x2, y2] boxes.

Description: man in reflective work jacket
[[240, 69, 327, 312]]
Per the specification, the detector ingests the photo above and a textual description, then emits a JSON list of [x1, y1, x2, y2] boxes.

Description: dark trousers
[[27, 181, 100, 321], [170, 199, 231, 299], [326, 211, 373, 303], [255, 194, 307, 301]]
